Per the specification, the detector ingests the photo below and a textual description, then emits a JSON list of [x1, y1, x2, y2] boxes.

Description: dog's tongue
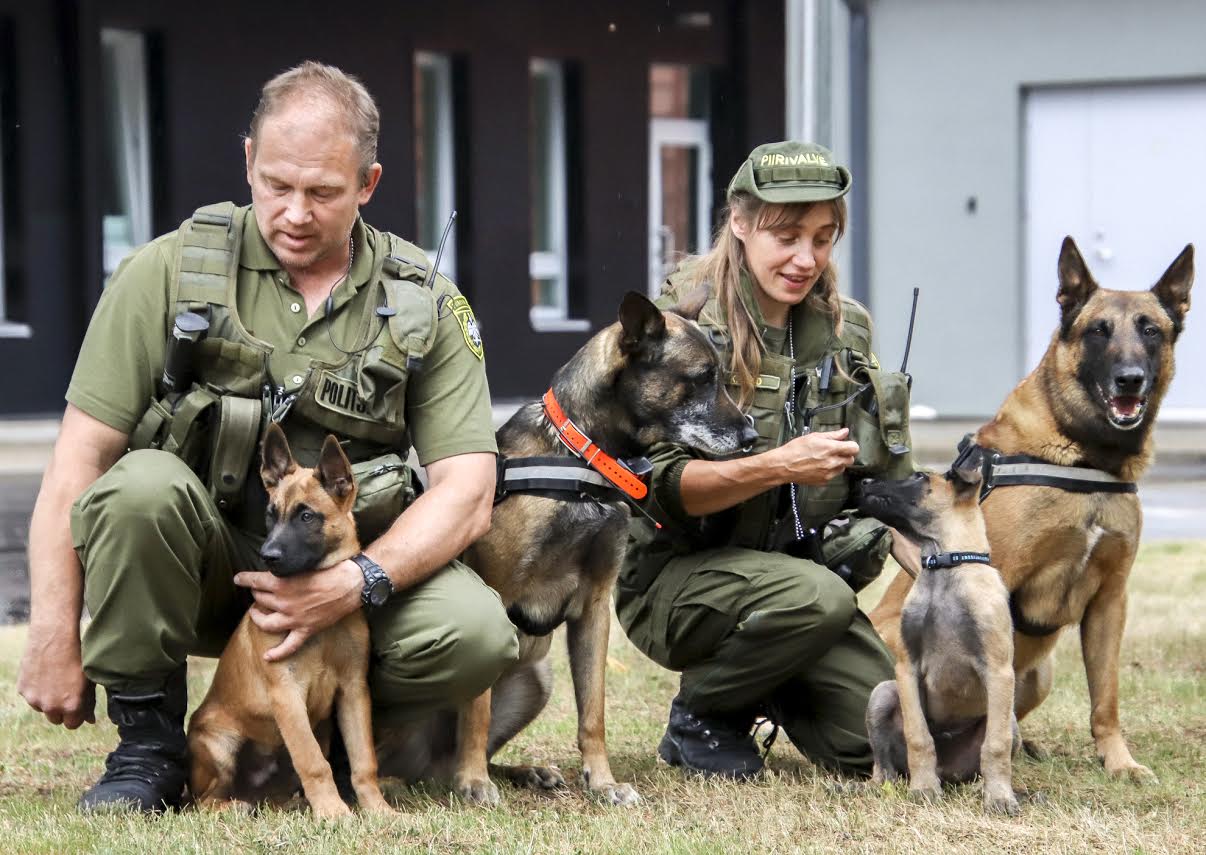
[[1111, 396, 1143, 417]]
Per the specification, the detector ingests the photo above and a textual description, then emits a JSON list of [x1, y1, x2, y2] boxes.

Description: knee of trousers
[[748, 565, 858, 644], [371, 586, 519, 711], [74, 450, 214, 547]]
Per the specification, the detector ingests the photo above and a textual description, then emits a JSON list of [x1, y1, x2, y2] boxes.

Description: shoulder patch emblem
[[449, 295, 484, 360]]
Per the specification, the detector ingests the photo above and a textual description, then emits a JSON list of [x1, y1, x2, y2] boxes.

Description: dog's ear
[[1056, 236, 1099, 338], [618, 291, 667, 356], [260, 423, 297, 489], [1151, 243, 1194, 340], [666, 282, 711, 322], [316, 435, 355, 501]]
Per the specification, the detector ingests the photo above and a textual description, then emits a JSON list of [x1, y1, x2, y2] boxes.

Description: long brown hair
[[671, 192, 848, 407]]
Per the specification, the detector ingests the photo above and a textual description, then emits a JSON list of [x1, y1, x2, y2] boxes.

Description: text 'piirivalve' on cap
[[726, 141, 852, 204]]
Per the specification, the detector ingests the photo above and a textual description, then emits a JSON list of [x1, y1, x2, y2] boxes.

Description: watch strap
[[351, 553, 392, 608]]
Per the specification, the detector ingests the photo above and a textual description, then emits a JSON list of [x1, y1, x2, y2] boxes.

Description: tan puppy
[[187, 424, 392, 818], [860, 468, 1019, 815]]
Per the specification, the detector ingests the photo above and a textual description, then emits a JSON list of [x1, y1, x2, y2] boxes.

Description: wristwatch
[[351, 553, 393, 608]]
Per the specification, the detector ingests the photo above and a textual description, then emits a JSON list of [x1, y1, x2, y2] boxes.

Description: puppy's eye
[[300, 510, 316, 524], [1142, 324, 1159, 338], [1086, 324, 1110, 339]]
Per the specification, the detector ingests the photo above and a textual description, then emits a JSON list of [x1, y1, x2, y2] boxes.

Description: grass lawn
[[1, 541, 1202, 854]]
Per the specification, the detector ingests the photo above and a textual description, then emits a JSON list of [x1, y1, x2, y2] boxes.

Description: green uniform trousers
[[70, 450, 519, 719], [616, 547, 893, 775]]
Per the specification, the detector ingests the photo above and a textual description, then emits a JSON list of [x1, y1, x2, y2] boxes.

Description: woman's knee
[[754, 562, 858, 639]]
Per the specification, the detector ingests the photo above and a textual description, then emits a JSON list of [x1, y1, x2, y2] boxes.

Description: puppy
[[859, 466, 1020, 815], [187, 424, 392, 818]]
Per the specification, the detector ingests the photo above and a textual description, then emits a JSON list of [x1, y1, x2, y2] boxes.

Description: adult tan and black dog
[[370, 291, 754, 807], [871, 236, 1194, 781]]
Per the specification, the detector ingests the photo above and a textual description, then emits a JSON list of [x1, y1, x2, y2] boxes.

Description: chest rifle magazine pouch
[[206, 396, 263, 514], [129, 385, 222, 476]]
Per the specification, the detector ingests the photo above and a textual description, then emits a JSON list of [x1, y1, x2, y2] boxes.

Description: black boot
[[657, 694, 764, 780], [79, 666, 189, 814]]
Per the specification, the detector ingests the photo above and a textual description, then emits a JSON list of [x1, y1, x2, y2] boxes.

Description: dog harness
[[950, 434, 1138, 504], [920, 551, 992, 570], [950, 433, 1135, 637], [493, 389, 661, 528]]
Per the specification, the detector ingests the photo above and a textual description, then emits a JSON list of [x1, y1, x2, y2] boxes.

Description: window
[[0, 22, 27, 338], [648, 64, 712, 294], [414, 51, 456, 278], [529, 58, 587, 331], [100, 28, 152, 279]]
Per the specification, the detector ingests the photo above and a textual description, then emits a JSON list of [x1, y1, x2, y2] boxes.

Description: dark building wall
[[0, 0, 784, 414]]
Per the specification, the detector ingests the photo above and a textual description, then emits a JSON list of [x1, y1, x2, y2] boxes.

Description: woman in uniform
[[616, 140, 914, 779]]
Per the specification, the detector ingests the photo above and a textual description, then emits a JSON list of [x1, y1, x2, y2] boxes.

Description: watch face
[[368, 578, 391, 607]]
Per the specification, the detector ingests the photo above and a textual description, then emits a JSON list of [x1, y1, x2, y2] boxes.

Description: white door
[[1025, 81, 1206, 419], [648, 118, 712, 296]]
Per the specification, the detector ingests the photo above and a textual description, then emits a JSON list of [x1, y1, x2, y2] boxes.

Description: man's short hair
[[248, 61, 380, 183]]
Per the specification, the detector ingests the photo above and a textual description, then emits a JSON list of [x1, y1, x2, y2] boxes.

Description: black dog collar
[[921, 551, 992, 570]]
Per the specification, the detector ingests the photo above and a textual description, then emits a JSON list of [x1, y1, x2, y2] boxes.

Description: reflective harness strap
[[540, 389, 649, 502], [951, 434, 1138, 503], [494, 456, 618, 504]]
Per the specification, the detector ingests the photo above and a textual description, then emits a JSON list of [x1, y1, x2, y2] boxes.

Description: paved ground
[[1, 413, 1202, 625]]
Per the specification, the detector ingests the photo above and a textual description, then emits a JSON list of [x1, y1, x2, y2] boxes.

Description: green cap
[[726, 140, 852, 204]]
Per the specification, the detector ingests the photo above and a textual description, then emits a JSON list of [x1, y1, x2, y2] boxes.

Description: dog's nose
[[740, 416, 759, 448], [259, 543, 283, 566], [1113, 366, 1145, 395]]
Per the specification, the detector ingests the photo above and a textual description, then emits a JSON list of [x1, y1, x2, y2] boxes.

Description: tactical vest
[[693, 293, 912, 550], [128, 202, 438, 532]]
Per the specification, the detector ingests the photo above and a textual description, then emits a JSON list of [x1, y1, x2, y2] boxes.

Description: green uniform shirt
[[67, 209, 496, 467]]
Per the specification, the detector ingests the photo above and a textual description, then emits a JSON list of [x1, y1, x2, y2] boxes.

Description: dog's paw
[[358, 793, 396, 816], [984, 790, 1021, 817], [311, 799, 354, 820], [519, 765, 567, 790], [908, 785, 942, 805], [1020, 739, 1049, 761], [1105, 759, 1158, 783], [590, 782, 640, 807], [454, 774, 501, 807]]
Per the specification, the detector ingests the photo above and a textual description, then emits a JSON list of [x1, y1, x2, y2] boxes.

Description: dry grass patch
[[0, 541, 1202, 854]]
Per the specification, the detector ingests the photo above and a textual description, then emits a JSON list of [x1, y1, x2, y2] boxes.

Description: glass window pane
[[529, 59, 567, 321], [100, 29, 151, 278], [414, 52, 456, 277]]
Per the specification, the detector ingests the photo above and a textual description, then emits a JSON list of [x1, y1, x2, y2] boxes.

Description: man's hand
[[18, 624, 96, 728], [774, 428, 860, 486], [234, 559, 363, 662]]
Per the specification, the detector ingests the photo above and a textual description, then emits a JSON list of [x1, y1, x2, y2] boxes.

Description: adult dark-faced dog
[[860, 468, 1019, 815], [871, 236, 1194, 780], [445, 290, 754, 806], [187, 425, 392, 818]]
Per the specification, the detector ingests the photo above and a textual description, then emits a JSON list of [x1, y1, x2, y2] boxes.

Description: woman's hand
[[772, 428, 860, 486]]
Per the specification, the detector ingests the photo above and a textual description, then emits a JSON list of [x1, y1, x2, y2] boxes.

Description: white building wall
[[865, 0, 1206, 416]]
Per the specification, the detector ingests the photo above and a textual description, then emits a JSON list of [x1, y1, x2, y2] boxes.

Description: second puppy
[[858, 466, 1020, 815], [187, 423, 392, 818]]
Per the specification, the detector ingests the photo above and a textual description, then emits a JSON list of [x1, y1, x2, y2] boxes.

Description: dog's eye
[[1086, 323, 1110, 339], [1142, 324, 1159, 338], [300, 510, 315, 524]]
